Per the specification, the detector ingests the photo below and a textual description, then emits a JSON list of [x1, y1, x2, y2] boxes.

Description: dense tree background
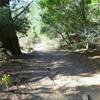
[[39, 0, 100, 50], [0, 0, 100, 56]]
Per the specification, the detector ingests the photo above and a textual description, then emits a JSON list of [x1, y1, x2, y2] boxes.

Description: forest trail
[[0, 43, 100, 100]]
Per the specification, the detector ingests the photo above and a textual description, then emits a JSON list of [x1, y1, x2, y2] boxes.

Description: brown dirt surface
[[0, 49, 100, 100]]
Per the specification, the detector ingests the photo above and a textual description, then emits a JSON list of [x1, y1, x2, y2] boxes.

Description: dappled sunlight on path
[[0, 48, 100, 99]]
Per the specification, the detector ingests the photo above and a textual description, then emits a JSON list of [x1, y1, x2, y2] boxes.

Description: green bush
[[2, 73, 12, 89]]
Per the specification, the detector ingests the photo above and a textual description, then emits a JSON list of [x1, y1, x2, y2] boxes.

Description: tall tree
[[0, 0, 21, 56], [0, 0, 32, 56]]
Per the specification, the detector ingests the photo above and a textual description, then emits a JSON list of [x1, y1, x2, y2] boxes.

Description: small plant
[[2, 73, 12, 89]]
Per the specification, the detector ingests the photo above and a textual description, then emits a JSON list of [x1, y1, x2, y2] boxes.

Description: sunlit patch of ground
[[19, 36, 34, 53], [34, 38, 59, 52], [19, 35, 59, 53]]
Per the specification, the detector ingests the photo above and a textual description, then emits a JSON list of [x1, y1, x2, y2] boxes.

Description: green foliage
[[88, 0, 100, 23], [2, 73, 12, 88], [70, 43, 84, 50], [0, 6, 30, 36], [39, 0, 86, 40], [39, 0, 100, 50], [14, 17, 30, 35], [0, 7, 12, 25]]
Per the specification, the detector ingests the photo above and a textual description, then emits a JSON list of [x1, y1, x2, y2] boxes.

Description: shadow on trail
[[0, 50, 99, 85], [0, 50, 100, 99], [57, 85, 100, 100]]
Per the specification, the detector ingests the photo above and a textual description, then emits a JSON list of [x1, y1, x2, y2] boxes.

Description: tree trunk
[[80, 0, 88, 32], [0, 0, 21, 56]]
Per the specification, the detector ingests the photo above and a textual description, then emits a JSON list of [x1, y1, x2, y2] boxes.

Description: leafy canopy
[[0, 0, 32, 35], [39, 0, 100, 49]]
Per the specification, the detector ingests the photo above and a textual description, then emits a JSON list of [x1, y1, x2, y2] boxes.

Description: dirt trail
[[0, 44, 100, 100]]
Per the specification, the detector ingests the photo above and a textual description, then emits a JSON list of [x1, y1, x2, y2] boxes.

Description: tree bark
[[0, 0, 21, 56], [59, 32, 69, 45]]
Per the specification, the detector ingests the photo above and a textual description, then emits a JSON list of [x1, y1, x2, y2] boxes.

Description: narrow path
[[0, 44, 100, 100]]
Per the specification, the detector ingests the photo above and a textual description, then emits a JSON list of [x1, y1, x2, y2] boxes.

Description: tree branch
[[11, 6, 24, 13], [13, 0, 33, 21]]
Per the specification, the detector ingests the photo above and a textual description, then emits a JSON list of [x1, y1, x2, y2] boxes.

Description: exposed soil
[[0, 46, 100, 100]]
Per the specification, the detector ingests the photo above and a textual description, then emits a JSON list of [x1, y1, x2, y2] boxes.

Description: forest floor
[[0, 42, 100, 100]]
